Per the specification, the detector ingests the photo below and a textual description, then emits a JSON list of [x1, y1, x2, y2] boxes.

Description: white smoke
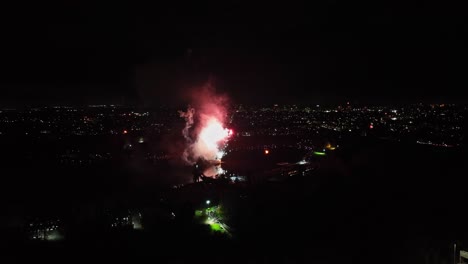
[[179, 107, 195, 164], [178, 83, 231, 165]]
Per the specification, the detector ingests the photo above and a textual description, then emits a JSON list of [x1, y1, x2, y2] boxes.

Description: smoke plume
[[179, 82, 232, 164]]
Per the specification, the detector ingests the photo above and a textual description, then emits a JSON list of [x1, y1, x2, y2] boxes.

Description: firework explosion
[[179, 84, 232, 177]]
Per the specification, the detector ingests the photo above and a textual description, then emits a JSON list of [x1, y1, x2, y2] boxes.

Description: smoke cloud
[[179, 82, 232, 164]]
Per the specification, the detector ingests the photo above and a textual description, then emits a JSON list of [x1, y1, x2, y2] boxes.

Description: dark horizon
[[1, 97, 467, 109]]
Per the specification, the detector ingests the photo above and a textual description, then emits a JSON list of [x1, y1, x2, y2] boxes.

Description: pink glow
[[179, 82, 232, 166]]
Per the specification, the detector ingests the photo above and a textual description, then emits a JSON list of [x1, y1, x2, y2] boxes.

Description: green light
[[195, 210, 203, 217], [313, 151, 326, 156], [209, 223, 223, 232], [206, 218, 224, 232], [195, 205, 229, 234]]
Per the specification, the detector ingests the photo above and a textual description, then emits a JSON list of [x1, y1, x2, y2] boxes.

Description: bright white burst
[[198, 117, 230, 158], [216, 166, 225, 175], [216, 150, 226, 160]]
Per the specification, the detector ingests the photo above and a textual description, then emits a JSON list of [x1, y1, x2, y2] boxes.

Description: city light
[[264, 149, 269, 155], [325, 143, 336, 150]]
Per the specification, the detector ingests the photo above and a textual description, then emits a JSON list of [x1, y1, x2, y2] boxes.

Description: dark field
[[1, 134, 467, 263]]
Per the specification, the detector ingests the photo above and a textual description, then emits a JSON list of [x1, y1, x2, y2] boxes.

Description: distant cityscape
[[1, 103, 465, 147]]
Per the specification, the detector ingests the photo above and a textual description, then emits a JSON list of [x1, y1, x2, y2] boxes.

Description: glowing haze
[[179, 83, 232, 165]]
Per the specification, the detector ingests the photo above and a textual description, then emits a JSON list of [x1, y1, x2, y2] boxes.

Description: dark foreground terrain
[[2, 137, 468, 264]]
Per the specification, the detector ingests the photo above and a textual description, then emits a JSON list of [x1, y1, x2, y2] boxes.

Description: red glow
[[264, 149, 269, 155], [123, 130, 128, 134], [369, 124, 373, 129]]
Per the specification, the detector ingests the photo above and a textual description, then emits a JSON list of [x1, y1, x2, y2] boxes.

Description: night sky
[[1, 1, 467, 106]]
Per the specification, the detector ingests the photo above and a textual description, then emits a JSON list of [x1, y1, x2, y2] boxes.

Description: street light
[[454, 243, 457, 264], [206, 200, 211, 205]]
